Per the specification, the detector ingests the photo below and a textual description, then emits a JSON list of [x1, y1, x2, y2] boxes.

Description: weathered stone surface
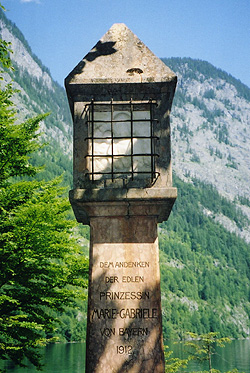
[[65, 23, 177, 372], [86, 215, 165, 373], [70, 94, 175, 191], [65, 23, 177, 194], [65, 23, 176, 86], [69, 189, 177, 224]]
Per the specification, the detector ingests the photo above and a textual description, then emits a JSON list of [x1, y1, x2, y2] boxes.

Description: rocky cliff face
[[0, 20, 53, 89], [164, 58, 250, 242], [1, 10, 250, 243], [169, 59, 250, 200], [1, 9, 250, 340], [0, 10, 72, 159]]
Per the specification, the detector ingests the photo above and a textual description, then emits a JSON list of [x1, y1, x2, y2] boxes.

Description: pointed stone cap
[[65, 23, 176, 85]]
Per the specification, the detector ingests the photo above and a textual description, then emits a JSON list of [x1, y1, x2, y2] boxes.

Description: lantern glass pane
[[86, 100, 157, 182], [113, 112, 130, 137]]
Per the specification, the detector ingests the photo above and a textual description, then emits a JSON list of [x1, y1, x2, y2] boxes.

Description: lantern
[[65, 23, 177, 373]]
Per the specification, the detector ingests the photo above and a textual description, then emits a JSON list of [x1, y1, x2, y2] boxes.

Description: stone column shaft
[[86, 215, 165, 373]]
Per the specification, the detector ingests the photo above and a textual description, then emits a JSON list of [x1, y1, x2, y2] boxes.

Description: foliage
[[0, 25, 88, 370], [184, 332, 231, 372], [235, 195, 250, 208], [0, 179, 88, 369], [0, 111, 47, 185], [0, 7, 12, 74], [164, 345, 188, 373], [1, 8, 250, 368], [160, 175, 250, 340], [163, 57, 250, 101], [0, 7, 50, 76], [165, 334, 242, 373], [0, 6, 73, 188], [203, 89, 216, 100]]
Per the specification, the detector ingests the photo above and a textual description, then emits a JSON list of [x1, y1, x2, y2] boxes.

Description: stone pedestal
[[69, 189, 177, 372], [65, 22, 178, 373], [86, 215, 164, 373]]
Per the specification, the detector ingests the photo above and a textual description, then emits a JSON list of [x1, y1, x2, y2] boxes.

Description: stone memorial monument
[[65, 23, 177, 373]]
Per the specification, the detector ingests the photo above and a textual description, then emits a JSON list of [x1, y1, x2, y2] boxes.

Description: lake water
[[168, 339, 250, 372], [1, 339, 249, 372]]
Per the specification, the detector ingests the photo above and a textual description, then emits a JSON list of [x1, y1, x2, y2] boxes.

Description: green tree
[[164, 346, 188, 373], [184, 332, 231, 372], [165, 334, 241, 373], [0, 13, 88, 371]]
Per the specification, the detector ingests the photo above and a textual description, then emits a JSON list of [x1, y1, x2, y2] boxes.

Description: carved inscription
[[105, 276, 144, 283], [100, 327, 149, 337], [100, 261, 150, 268], [94, 258, 159, 357], [92, 308, 158, 320], [117, 345, 133, 355], [86, 217, 165, 371], [99, 291, 150, 300]]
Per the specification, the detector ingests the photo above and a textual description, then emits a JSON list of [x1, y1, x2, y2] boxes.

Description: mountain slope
[[160, 175, 250, 339], [0, 9, 73, 185], [163, 57, 250, 243], [0, 9, 250, 340]]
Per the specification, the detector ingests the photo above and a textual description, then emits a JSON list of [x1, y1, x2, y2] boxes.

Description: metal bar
[[130, 98, 134, 180], [88, 100, 157, 105], [86, 118, 158, 124], [85, 153, 159, 158], [91, 99, 94, 181], [86, 171, 161, 176], [85, 136, 159, 141], [87, 99, 159, 183], [150, 99, 154, 183], [111, 99, 114, 182]]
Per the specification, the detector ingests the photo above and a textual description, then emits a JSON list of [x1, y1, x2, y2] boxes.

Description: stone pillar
[[65, 23, 178, 373], [86, 208, 165, 372]]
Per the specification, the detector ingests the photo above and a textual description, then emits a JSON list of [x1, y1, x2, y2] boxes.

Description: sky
[[3, 0, 250, 88]]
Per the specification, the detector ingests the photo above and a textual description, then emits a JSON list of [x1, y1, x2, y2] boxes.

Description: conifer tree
[[184, 332, 231, 372], [0, 7, 88, 370]]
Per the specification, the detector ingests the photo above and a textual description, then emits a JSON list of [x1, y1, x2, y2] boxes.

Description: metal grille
[[85, 99, 159, 183]]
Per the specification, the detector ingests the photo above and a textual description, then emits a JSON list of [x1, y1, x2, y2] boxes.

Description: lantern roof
[[65, 23, 176, 86]]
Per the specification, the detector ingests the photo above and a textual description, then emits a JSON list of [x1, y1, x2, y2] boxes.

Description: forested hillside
[[159, 58, 250, 339], [0, 9, 73, 186], [0, 8, 250, 342], [164, 57, 250, 243], [160, 176, 250, 339]]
